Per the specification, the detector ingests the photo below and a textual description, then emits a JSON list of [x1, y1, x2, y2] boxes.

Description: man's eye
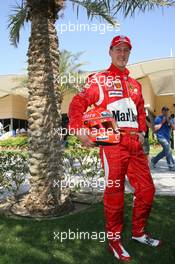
[[115, 49, 130, 53]]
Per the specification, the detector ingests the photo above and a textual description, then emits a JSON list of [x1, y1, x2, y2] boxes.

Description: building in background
[[0, 57, 175, 142]]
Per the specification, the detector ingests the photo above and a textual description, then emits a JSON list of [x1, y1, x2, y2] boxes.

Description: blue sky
[[0, 0, 175, 74]]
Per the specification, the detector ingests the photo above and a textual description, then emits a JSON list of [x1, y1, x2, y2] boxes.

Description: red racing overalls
[[68, 64, 155, 239]]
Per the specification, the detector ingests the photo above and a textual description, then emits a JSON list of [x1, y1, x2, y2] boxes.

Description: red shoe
[[132, 233, 162, 247], [108, 240, 132, 262]]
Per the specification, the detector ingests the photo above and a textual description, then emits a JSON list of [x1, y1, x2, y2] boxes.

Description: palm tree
[[8, 0, 117, 217], [8, 0, 174, 216]]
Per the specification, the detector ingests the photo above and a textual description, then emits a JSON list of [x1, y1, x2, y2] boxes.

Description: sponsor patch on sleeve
[[108, 91, 123, 97], [113, 79, 123, 90]]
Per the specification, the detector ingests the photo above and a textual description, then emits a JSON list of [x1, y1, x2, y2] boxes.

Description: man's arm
[[68, 75, 100, 146], [170, 118, 175, 130], [154, 116, 166, 131], [136, 83, 146, 144]]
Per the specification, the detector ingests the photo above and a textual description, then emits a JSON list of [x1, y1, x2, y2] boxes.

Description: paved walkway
[[125, 157, 175, 196]]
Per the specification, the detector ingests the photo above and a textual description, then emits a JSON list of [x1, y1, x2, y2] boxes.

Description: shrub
[[0, 136, 28, 148], [0, 135, 104, 202], [63, 135, 104, 196], [148, 129, 158, 146], [65, 134, 80, 148], [0, 150, 28, 200]]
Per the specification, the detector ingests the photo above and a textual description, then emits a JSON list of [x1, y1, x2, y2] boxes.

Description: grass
[[0, 194, 175, 264]]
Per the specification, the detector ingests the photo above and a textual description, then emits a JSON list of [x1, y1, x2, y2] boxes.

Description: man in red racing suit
[[68, 35, 161, 262]]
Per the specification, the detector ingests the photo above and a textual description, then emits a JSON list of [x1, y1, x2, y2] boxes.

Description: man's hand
[[162, 116, 167, 124], [154, 116, 167, 131], [138, 132, 145, 144], [77, 134, 96, 147], [76, 128, 96, 147]]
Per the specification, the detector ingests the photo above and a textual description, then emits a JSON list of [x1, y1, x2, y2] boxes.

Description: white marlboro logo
[[112, 108, 136, 122], [107, 98, 138, 128]]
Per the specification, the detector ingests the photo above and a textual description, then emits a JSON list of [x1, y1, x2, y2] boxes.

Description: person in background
[[16, 128, 20, 135], [170, 113, 175, 149], [0, 121, 4, 136], [151, 106, 175, 170], [142, 109, 154, 160], [20, 128, 26, 133]]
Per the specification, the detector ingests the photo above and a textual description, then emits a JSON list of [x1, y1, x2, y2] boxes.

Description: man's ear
[[109, 48, 112, 57]]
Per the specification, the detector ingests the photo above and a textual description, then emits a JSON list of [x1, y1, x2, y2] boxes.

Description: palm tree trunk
[[20, 13, 72, 216]]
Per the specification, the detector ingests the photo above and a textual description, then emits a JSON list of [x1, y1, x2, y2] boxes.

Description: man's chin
[[117, 61, 127, 67], [118, 63, 127, 69]]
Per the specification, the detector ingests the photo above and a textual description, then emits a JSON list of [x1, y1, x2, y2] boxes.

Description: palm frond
[[8, 1, 27, 47], [111, 0, 175, 17], [69, 0, 118, 26], [59, 50, 88, 93]]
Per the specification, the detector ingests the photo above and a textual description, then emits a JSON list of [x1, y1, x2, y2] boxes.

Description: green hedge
[[0, 150, 28, 199], [63, 136, 104, 195], [0, 136, 28, 147], [0, 136, 104, 200]]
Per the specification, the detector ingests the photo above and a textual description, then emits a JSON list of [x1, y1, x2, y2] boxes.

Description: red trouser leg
[[101, 143, 130, 240], [101, 135, 155, 239], [127, 141, 155, 236]]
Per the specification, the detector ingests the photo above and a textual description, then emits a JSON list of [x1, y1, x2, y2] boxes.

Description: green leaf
[[8, 1, 27, 47], [111, 0, 175, 17], [70, 0, 118, 26]]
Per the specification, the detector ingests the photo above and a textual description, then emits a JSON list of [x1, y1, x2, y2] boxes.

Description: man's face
[[109, 43, 131, 70], [162, 109, 169, 116]]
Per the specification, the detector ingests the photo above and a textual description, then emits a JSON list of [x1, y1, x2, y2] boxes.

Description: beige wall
[[61, 91, 75, 113], [155, 95, 175, 115], [0, 94, 27, 119], [137, 76, 175, 116], [0, 92, 74, 119], [138, 76, 156, 113], [0, 95, 12, 118], [0, 81, 174, 120]]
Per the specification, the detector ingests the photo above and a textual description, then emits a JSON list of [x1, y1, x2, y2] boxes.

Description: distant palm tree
[[8, 0, 174, 216], [59, 50, 88, 95], [16, 49, 87, 98]]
